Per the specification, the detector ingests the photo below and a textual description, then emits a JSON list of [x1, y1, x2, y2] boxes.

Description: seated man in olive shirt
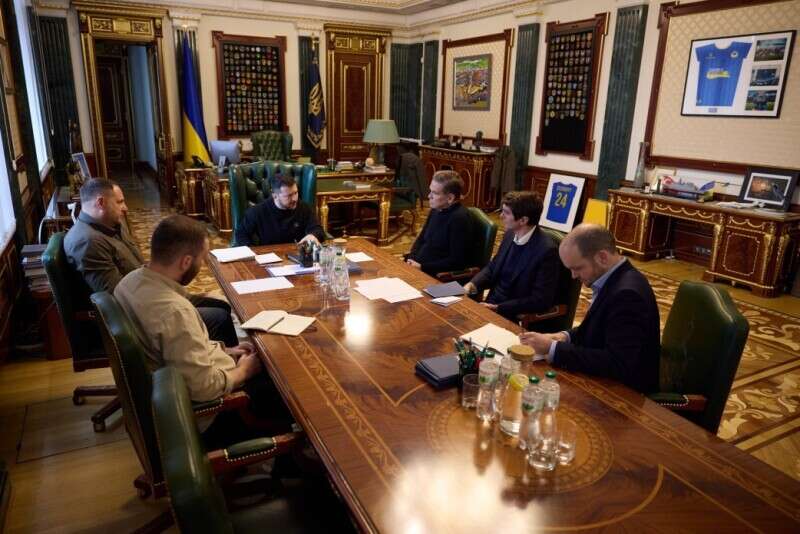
[[65, 178, 238, 347], [405, 170, 470, 276], [234, 174, 325, 246]]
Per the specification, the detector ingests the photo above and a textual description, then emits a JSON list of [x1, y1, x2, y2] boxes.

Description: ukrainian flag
[[181, 35, 210, 166], [306, 48, 326, 149]]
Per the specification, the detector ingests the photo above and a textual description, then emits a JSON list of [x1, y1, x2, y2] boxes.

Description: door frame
[[74, 1, 172, 197]]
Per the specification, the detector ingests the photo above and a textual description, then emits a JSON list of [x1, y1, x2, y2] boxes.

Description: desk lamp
[[362, 119, 399, 166]]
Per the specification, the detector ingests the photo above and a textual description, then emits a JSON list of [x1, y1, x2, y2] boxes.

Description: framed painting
[[737, 166, 799, 211], [453, 54, 492, 110]]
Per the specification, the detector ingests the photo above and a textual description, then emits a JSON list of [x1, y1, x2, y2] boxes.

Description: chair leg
[[134, 474, 168, 500], [131, 510, 174, 534], [90, 396, 122, 432], [72, 384, 118, 405]]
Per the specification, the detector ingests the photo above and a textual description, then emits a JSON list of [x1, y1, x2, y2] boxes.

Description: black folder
[[415, 353, 460, 388]]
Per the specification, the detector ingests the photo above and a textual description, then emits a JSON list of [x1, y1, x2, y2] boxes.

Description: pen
[[266, 316, 285, 332]]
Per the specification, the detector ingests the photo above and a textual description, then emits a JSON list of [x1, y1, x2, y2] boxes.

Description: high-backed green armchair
[[261, 161, 317, 210], [649, 281, 749, 434], [228, 161, 269, 245], [250, 130, 292, 161]]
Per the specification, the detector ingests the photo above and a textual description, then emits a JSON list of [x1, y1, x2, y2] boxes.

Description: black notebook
[[415, 353, 460, 389], [423, 281, 466, 298]]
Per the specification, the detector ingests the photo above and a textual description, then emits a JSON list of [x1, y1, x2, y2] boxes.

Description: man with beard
[[234, 173, 325, 246], [65, 178, 238, 347], [520, 223, 660, 393]]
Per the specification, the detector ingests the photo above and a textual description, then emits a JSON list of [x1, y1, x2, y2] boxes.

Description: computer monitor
[[210, 140, 241, 167]]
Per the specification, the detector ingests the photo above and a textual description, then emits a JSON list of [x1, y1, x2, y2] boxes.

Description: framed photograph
[[737, 167, 799, 211], [453, 54, 492, 110], [681, 30, 795, 118], [539, 174, 586, 232], [71, 152, 91, 180]]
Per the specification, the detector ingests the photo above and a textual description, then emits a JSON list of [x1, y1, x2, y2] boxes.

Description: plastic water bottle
[[499, 373, 528, 436], [493, 354, 520, 417], [519, 376, 543, 450], [530, 371, 559, 471], [331, 250, 350, 301], [541, 370, 560, 409], [476, 358, 499, 422]]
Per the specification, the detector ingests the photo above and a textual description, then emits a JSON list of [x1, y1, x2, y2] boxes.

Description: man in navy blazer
[[464, 191, 560, 321], [521, 224, 661, 393]]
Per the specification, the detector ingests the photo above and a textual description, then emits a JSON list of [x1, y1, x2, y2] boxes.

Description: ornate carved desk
[[203, 170, 232, 238], [316, 179, 392, 246], [419, 145, 496, 209], [317, 169, 395, 185], [608, 187, 800, 297], [174, 164, 206, 218], [209, 239, 800, 533]]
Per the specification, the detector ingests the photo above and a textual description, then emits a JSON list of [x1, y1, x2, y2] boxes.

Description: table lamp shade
[[363, 120, 400, 144]]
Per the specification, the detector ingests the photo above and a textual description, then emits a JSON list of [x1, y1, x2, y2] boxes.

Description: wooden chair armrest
[[648, 393, 707, 412], [436, 267, 479, 283], [207, 431, 304, 474], [517, 305, 567, 325], [192, 391, 250, 417]]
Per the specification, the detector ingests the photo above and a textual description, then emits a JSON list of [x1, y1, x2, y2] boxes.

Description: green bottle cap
[[546, 370, 557, 379], [529, 376, 540, 384]]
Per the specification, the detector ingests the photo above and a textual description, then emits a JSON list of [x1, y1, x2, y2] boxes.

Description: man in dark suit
[[464, 191, 559, 321], [521, 223, 660, 393]]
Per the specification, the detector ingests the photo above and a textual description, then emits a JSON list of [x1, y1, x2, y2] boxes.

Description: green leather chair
[[42, 232, 120, 432], [518, 227, 583, 333], [436, 207, 497, 283], [90, 291, 256, 499], [229, 162, 268, 245], [152, 367, 347, 533], [250, 130, 292, 162], [649, 281, 749, 434]]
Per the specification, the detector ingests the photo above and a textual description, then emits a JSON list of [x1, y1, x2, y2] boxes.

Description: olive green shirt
[[114, 267, 236, 402], [64, 211, 144, 293]]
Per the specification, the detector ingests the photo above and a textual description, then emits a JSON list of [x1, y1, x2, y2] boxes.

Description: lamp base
[[368, 144, 386, 166]]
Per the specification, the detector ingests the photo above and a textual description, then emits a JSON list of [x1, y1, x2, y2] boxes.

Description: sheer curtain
[[0, 125, 15, 251]]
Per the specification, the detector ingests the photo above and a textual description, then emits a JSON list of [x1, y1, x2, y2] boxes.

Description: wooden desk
[[209, 239, 800, 533], [203, 170, 233, 238], [174, 164, 206, 218], [316, 180, 392, 246], [419, 145, 497, 209], [609, 188, 800, 297], [317, 169, 395, 185]]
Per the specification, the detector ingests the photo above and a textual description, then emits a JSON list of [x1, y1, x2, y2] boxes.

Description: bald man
[[521, 224, 660, 393]]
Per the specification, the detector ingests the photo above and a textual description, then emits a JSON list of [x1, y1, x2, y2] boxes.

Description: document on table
[[345, 252, 374, 263], [460, 323, 525, 358], [431, 296, 462, 307], [354, 277, 422, 303], [240, 310, 315, 336], [255, 252, 282, 265], [267, 264, 319, 277], [231, 277, 293, 295], [210, 246, 256, 263]]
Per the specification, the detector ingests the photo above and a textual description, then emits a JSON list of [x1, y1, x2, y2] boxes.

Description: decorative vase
[[633, 141, 649, 189]]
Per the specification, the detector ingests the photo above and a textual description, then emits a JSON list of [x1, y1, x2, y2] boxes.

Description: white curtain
[[0, 125, 16, 251]]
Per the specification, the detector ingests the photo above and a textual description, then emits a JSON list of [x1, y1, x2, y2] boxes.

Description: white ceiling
[[267, 0, 467, 15]]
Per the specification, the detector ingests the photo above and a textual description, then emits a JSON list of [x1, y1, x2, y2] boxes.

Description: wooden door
[[146, 44, 171, 197], [95, 46, 132, 172], [325, 27, 387, 162]]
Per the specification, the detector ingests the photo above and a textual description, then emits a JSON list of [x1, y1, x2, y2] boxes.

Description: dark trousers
[[192, 296, 239, 348]]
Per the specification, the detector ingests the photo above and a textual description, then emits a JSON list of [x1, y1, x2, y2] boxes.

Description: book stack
[[364, 164, 387, 173], [335, 161, 354, 171], [21, 244, 49, 292]]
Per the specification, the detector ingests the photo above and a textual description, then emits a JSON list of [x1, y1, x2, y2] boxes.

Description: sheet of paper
[[241, 310, 315, 336], [267, 264, 319, 276], [210, 246, 256, 263], [355, 277, 422, 303], [345, 252, 374, 263], [431, 296, 462, 306], [255, 252, 282, 264], [384, 290, 423, 303], [459, 323, 521, 357], [231, 277, 293, 295]]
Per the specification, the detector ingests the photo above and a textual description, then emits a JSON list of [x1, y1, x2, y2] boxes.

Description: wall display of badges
[[212, 31, 287, 139], [535, 13, 608, 160]]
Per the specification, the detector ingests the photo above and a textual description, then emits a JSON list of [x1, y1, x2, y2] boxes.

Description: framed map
[[453, 54, 491, 110]]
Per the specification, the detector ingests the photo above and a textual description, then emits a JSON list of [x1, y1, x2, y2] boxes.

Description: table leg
[[378, 192, 390, 246]]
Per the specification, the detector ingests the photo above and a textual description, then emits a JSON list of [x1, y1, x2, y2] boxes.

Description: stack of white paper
[[345, 252, 374, 263], [210, 246, 256, 263], [460, 323, 522, 357], [231, 277, 293, 295], [255, 252, 282, 264], [354, 277, 422, 303], [267, 264, 319, 277]]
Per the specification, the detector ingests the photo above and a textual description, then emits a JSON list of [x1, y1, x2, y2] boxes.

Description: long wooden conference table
[[209, 238, 800, 532]]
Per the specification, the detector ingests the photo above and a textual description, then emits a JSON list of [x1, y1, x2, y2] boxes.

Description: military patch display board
[[212, 32, 287, 139], [535, 13, 607, 160]]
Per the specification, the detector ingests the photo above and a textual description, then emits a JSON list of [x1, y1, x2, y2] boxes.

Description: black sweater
[[407, 203, 471, 276], [235, 200, 325, 246]]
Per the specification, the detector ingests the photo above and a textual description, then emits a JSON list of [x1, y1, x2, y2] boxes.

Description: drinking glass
[[529, 435, 557, 471], [556, 419, 577, 465], [461, 374, 479, 409], [317, 245, 333, 286]]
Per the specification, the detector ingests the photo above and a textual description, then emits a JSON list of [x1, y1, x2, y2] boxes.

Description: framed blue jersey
[[694, 41, 751, 107], [539, 174, 585, 233]]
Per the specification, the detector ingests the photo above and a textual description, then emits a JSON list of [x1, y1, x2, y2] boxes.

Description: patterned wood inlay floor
[[125, 194, 800, 482]]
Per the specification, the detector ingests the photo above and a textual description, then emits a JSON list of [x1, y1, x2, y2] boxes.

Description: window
[[13, 0, 49, 176], [0, 127, 15, 251]]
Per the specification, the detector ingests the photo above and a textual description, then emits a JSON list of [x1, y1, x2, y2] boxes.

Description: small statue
[[68, 119, 82, 154], [473, 130, 484, 151]]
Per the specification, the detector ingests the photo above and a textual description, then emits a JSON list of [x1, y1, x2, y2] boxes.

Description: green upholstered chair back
[[261, 161, 317, 209], [538, 227, 583, 333], [229, 162, 268, 244], [250, 130, 292, 162], [152, 367, 234, 534], [90, 291, 163, 491], [466, 207, 497, 270], [660, 281, 749, 433], [41, 232, 103, 366]]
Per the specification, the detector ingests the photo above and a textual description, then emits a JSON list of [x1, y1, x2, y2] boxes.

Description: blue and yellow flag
[[181, 35, 210, 165], [306, 49, 326, 149]]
